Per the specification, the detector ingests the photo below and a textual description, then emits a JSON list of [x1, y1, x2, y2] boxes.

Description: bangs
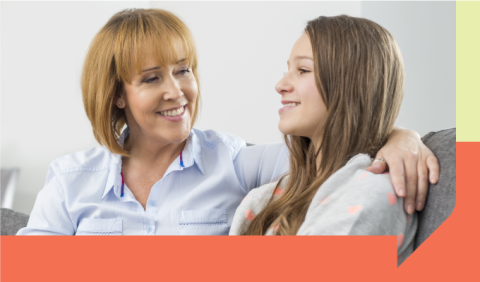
[[82, 8, 201, 157], [113, 11, 197, 82]]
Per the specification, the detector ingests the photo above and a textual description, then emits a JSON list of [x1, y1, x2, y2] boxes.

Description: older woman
[[17, 9, 438, 235]]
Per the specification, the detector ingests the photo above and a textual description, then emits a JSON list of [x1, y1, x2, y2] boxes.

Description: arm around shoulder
[[233, 143, 289, 192]]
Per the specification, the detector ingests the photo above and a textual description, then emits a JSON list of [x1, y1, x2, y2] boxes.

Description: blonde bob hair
[[82, 8, 200, 156]]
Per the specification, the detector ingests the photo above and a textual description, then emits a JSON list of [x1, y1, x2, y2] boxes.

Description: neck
[[123, 130, 187, 170]]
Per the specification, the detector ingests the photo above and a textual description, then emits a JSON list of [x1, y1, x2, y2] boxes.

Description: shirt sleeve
[[16, 162, 75, 235], [233, 143, 289, 193]]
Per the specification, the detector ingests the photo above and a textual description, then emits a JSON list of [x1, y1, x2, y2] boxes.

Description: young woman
[[18, 9, 436, 236], [230, 15, 416, 265]]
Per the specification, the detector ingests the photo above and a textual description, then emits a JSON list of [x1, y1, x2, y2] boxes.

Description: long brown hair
[[245, 15, 404, 235], [81, 9, 201, 156]]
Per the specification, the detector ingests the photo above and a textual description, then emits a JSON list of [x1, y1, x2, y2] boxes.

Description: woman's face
[[118, 51, 198, 145], [275, 33, 326, 140]]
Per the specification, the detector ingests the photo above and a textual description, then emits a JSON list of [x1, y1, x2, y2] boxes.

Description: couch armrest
[[415, 128, 456, 249], [1, 208, 29, 235]]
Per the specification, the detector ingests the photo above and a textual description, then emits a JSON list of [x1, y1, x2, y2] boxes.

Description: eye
[[177, 68, 191, 75], [299, 68, 310, 74], [142, 76, 158, 84]]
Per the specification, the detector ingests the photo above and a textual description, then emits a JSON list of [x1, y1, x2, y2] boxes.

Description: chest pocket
[[76, 218, 123, 235], [178, 209, 229, 235]]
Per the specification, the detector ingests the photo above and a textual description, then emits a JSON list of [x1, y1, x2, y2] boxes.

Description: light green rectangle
[[457, 1, 480, 141]]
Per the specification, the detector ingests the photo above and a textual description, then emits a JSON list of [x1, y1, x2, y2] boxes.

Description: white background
[[1, 1, 455, 214]]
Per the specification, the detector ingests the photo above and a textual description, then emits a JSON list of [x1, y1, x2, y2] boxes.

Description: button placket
[[144, 182, 161, 235]]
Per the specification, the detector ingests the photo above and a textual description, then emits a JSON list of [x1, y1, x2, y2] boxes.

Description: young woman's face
[[118, 51, 198, 145], [275, 33, 326, 140]]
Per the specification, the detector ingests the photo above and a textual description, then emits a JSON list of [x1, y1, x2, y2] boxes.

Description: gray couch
[[415, 128, 456, 249], [1, 128, 456, 250]]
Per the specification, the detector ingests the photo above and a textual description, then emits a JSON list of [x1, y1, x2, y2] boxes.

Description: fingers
[[366, 152, 387, 174], [388, 158, 407, 198], [403, 151, 418, 215], [415, 163, 429, 211], [412, 153, 439, 211], [426, 154, 440, 184]]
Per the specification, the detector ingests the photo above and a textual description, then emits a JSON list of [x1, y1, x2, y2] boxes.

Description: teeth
[[285, 103, 299, 107], [160, 106, 185, 117]]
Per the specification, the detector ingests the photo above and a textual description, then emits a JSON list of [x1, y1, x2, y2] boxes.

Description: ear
[[115, 84, 126, 109], [116, 96, 126, 109]]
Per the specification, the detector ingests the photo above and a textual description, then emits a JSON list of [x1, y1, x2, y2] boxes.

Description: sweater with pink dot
[[230, 154, 417, 267]]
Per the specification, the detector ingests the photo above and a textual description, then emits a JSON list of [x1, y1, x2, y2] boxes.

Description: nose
[[275, 73, 294, 95], [162, 74, 183, 101]]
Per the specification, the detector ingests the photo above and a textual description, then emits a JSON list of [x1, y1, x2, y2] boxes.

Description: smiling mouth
[[283, 102, 300, 107], [157, 105, 186, 117], [279, 102, 300, 114]]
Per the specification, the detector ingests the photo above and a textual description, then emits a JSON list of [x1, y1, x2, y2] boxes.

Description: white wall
[[362, 1, 456, 136], [1, 2, 454, 214], [162, 1, 362, 143]]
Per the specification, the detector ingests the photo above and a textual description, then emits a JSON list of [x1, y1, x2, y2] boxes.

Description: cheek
[[182, 78, 198, 107], [124, 86, 149, 112], [130, 91, 157, 113], [292, 78, 326, 136], [302, 78, 320, 102], [187, 82, 198, 102], [302, 79, 325, 116]]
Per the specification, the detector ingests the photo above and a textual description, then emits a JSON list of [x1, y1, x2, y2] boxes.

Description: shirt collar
[[163, 129, 204, 175], [102, 152, 122, 199], [102, 127, 129, 199], [102, 127, 204, 199], [182, 129, 205, 175]]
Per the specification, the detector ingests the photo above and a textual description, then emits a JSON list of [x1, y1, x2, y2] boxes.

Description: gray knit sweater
[[229, 154, 417, 266]]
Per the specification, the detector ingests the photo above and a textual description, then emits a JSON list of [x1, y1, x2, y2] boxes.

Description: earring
[[118, 102, 122, 106]]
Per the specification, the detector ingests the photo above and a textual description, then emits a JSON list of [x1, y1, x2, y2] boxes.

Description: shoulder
[[315, 154, 398, 210], [50, 146, 115, 175], [339, 154, 393, 193], [241, 179, 284, 213], [300, 156, 409, 236], [248, 181, 278, 200], [192, 128, 246, 157], [230, 180, 279, 235]]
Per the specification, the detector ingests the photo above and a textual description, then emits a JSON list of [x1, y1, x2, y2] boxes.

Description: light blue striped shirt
[[17, 128, 288, 235]]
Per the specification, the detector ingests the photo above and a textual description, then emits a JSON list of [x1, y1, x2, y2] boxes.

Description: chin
[[278, 121, 295, 136], [168, 129, 191, 143], [152, 123, 189, 143], [278, 121, 310, 138]]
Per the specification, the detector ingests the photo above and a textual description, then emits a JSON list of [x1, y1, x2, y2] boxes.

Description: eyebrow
[[295, 56, 313, 61], [287, 56, 314, 65], [141, 66, 160, 72], [141, 58, 187, 73]]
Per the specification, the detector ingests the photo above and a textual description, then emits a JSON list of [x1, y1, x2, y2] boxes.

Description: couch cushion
[[1, 208, 29, 235], [415, 128, 456, 249]]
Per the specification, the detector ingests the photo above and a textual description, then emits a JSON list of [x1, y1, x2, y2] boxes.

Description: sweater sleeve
[[297, 156, 417, 266]]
